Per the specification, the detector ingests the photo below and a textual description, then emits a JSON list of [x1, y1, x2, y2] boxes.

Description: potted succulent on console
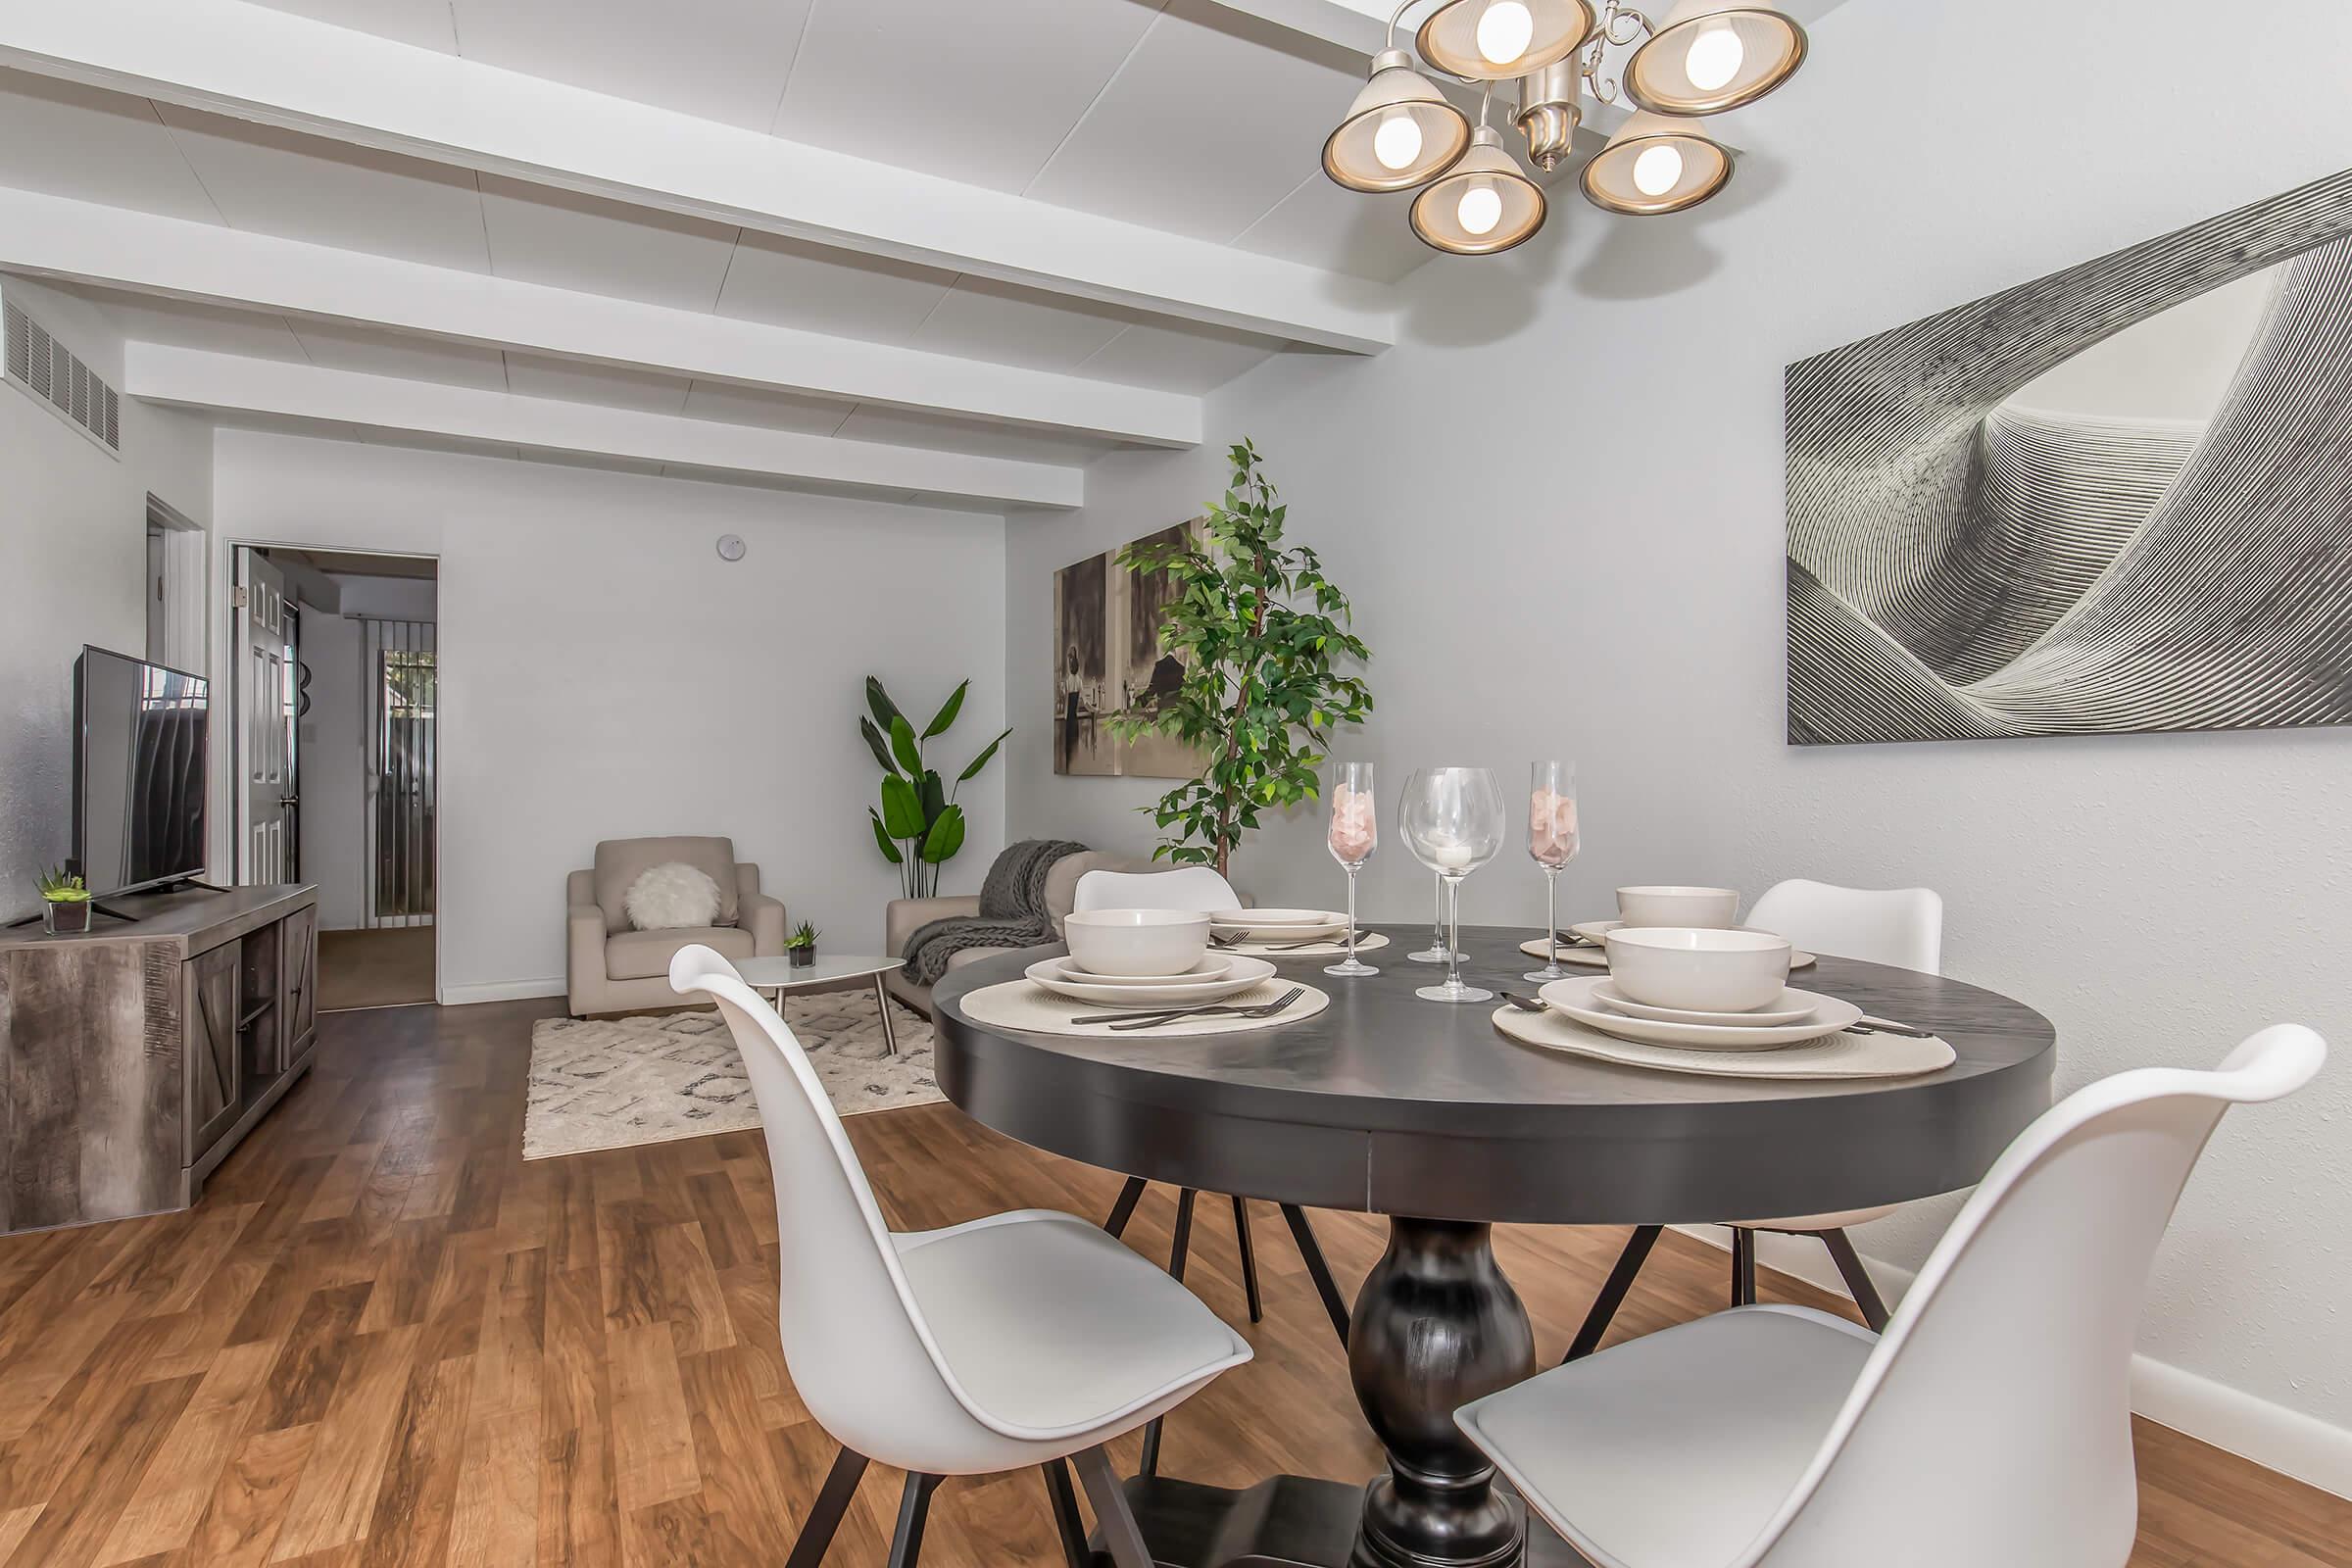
[[785, 920, 820, 968], [36, 866, 93, 935]]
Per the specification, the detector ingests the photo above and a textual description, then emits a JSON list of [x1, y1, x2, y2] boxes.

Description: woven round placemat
[[958, 976, 1330, 1038], [1493, 1003, 1953, 1080], [1216, 931, 1392, 958]]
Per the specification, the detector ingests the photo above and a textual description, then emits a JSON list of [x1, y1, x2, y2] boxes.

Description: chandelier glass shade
[[1415, 0, 1595, 82], [1580, 109, 1733, 215], [1323, 49, 1476, 191], [1625, 2, 1808, 116], [1410, 124, 1547, 254]]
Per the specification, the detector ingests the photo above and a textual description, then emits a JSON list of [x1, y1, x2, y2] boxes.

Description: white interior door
[[235, 548, 297, 885]]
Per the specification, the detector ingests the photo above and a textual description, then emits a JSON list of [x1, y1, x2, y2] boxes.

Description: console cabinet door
[[187, 945, 241, 1157], [280, 904, 318, 1064]]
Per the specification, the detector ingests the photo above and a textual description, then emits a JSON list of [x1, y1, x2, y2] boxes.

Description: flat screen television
[[73, 646, 209, 899]]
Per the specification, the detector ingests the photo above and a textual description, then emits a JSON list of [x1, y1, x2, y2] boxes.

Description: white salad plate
[[1028, 954, 1274, 1006], [1209, 908, 1348, 939], [1537, 976, 1860, 1052], [1054, 955, 1235, 986], [1592, 979, 1819, 1028]]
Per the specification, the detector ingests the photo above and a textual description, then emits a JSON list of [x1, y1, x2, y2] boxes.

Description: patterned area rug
[[523, 990, 939, 1159]]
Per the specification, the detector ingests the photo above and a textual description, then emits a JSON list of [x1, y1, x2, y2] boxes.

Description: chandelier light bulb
[[1456, 180, 1504, 236], [1632, 143, 1685, 197], [1683, 24, 1745, 90], [1373, 108, 1426, 172], [1476, 0, 1536, 66]]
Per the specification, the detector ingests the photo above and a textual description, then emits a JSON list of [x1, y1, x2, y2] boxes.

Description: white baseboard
[[1674, 1224, 2352, 1499], [437, 976, 565, 1005]]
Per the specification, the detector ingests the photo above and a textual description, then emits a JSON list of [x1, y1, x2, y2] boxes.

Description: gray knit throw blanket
[[902, 838, 1089, 987]]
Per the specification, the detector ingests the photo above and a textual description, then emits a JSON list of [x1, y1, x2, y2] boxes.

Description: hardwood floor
[[0, 996, 2341, 1567], [317, 927, 438, 1012]]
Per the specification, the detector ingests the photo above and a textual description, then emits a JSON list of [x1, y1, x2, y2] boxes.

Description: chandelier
[[1322, 1, 1809, 255]]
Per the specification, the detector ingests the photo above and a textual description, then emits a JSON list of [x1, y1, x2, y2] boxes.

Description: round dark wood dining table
[[932, 924, 2056, 1568]]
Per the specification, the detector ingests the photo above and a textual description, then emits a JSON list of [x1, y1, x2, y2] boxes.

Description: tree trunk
[[1215, 564, 1271, 886]]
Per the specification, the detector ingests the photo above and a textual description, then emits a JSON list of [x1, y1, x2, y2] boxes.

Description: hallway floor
[[318, 925, 435, 1010]]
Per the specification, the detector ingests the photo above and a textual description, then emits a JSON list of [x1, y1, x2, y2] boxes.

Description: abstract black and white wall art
[[1786, 170, 2352, 745]]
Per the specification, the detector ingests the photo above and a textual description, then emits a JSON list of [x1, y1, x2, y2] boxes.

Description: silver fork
[[1074, 986, 1307, 1030]]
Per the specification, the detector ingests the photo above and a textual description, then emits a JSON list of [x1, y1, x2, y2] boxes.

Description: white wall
[[215, 431, 1008, 1000], [1004, 0, 2352, 1491], [0, 274, 213, 918]]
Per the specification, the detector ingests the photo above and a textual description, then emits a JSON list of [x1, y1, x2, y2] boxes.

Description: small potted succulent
[[37, 866, 93, 935], [785, 920, 820, 968]]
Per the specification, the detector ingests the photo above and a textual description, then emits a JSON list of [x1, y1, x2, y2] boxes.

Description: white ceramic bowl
[[1604, 926, 1792, 1012], [1615, 885, 1741, 930], [1062, 908, 1213, 977]]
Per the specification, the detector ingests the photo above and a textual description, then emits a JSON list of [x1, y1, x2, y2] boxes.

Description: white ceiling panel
[[832, 406, 1113, 468], [247, 0, 460, 51], [773, 0, 1166, 193], [454, 0, 813, 133], [74, 286, 310, 362], [0, 72, 221, 222], [910, 276, 1136, 373], [680, 379, 856, 437], [1076, 318, 1278, 394], [712, 230, 955, 344], [501, 352, 694, 413], [1025, 0, 1359, 244], [288, 320, 511, 387], [479, 174, 739, 311], [1232, 176, 1435, 283], [156, 104, 492, 271]]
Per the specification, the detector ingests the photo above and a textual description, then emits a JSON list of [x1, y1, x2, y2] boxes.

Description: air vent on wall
[[2, 296, 122, 458]]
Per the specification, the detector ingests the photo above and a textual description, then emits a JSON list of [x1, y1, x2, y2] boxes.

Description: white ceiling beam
[[1206, 0, 1851, 55], [0, 187, 1198, 449], [123, 346, 1083, 509], [0, 0, 1396, 354]]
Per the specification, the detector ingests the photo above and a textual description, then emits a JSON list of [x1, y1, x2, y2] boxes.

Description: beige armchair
[[567, 835, 786, 1015], [886, 852, 1236, 1015]]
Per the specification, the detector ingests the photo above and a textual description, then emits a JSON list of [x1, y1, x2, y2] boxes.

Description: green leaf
[[880, 774, 924, 839], [869, 809, 905, 864], [865, 676, 905, 735], [919, 804, 966, 863], [921, 679, 968, 739], [859, 716, 900, 776], [919, 769, 947, 824], [888, 714, 923, 774], [956, 727, 1010, 783]]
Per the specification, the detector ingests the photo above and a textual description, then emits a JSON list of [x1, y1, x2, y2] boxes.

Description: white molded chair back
[[1746, 878, 1942, 973], [1747, 1025, 2327, 1567], [667, 944, 1035, 1470], [1073, 866, 1241, 913]]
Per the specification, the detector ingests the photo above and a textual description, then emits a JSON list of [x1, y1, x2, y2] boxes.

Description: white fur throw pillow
[[625, 861, 722, 931]]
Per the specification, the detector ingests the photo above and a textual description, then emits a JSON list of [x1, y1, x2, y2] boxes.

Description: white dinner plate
[[1536, 975, 1860, 1052], [1592, 979, 1819, 1028], [1027, 954, 1275, 1006], [1052, 954, 1235, 987], [1209, 908, 1348, 939]]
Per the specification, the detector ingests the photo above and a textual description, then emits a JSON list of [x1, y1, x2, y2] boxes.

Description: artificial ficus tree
[[1110, 440, 1373, 878]]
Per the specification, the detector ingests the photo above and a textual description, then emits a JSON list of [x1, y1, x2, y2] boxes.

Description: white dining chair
[[668, 945, 1251, 1568], [1566, 878, 1944, 1357], [1069, 863, 1355, 1473], [1463, 1024, 2326, 1568]]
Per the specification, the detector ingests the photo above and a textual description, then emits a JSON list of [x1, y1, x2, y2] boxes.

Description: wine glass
[[1323, 761, 1378, 977], [1407, 871, 1456, 963], [1523, 760, 1581, 982], [1400, 766, 1505, 1004]]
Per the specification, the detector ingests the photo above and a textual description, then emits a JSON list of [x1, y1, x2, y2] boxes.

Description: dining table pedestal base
[[1107, 1475, 1592, 1568]]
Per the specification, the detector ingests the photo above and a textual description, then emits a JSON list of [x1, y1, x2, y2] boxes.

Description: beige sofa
[[886, 852, 1237, 1015], [566, 836, 786, 1015]]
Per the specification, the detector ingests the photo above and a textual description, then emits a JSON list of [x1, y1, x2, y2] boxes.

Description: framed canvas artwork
[[1052, 522, 1207, 778]]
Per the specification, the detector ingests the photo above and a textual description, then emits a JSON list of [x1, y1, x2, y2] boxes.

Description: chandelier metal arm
[[1582, 0, 1653, 105]]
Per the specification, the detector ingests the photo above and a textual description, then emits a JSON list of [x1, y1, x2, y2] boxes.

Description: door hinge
[[231, 585, 249, 609]]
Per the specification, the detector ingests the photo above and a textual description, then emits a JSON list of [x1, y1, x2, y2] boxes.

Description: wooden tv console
[[0, 883, 318, 1235]]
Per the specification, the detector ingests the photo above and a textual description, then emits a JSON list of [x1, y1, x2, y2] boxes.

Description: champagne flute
[[1524, 760, 1581, 982], [1323, 761, 1378, 977], [1400, 766, 1505, 1004]]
